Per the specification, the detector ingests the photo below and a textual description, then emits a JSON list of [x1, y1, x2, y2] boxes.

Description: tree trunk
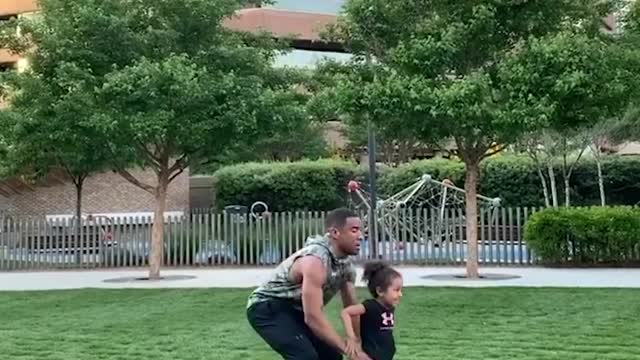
[[562, 143, 586, 208], [74, 179, 84, 265], [592, 148, 606, 206], [596, 157, 605, 206], [564, 176, 571, 207], [547, 164, 558, 207], [464, 160, 480, 279], [535, 166, 550, 208], [527, 150, 550, 208], [75, 180, 83, 225], [149, 173, 169, 280]]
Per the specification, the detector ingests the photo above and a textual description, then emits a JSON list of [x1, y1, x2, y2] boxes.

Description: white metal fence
[[0, 208, 539, 271]]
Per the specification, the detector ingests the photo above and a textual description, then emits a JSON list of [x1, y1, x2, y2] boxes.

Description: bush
[[479, 155, 544, 207], [378, 158, 466, 197], [484, 155, 640, 207], [212, 159, 368, 212], [378, 155, 640, 207], [211, 155, 640, 211], [569, 156, 640, 206], [524, 206, 640, 266]]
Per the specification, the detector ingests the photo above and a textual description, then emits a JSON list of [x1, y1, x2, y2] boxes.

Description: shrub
[[524, 206, 640, 266], [378, 158, 466, 197], [211, 155, 640, 211], [569, 156, 640, 206], [479, 155, 544, 207], [212, 159, 368, 212], [378, 155, 640, 207]]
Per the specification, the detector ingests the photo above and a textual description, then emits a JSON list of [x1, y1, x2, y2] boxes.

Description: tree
[[4, 0, 305, 279], [0, 67, 112, 258], [190, 67, 330, 173], [612, 1, 640, 141], [193, 122, 329, 174], [1, 16, 114, 258], [315, 0, 627, 278], [515, 130, 560, 208], [507, 27, 637, 207], [585, 117, 634, 206], [308, 60, 444, 166]]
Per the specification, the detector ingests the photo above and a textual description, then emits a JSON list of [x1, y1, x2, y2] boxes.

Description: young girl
[[341, 261, 403, 360]]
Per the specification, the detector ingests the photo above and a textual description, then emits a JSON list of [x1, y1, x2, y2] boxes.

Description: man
[[246, 207, 371, 360]]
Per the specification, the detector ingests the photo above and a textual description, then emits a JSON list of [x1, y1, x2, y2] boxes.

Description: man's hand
[[294, 256, 347, 354]]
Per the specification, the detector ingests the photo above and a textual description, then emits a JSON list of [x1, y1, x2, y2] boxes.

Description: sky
[[267, 0, 346, 14]]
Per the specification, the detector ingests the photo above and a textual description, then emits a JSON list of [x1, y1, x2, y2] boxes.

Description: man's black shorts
[[247, 299, 342, 360]]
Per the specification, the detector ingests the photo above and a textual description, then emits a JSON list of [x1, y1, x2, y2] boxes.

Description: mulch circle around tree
[[103, 275, 197, 283], [421, 273, 521, 281]]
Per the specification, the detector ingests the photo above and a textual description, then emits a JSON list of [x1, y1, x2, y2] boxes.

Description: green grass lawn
[[1, 287, 639, 360]]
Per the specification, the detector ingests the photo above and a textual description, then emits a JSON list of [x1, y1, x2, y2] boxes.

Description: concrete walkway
[[1, 266, 640, 291]]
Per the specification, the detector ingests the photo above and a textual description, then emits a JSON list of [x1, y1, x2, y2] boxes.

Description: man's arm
[[296, 256, 347, 354], [340, 281, 361, 339]]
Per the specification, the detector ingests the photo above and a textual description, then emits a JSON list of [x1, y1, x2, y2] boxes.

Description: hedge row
[[212, 155, 640, 210], [524, 206, 640, 266], [212, 159, 369, 212], [381, 155, 640, 207]]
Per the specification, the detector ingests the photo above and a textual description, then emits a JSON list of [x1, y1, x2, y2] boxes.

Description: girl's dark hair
[[362, 260, 401, 298]]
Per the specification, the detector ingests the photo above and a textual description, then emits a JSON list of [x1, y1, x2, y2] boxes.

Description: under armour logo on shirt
[[381, 312, 395, 327]]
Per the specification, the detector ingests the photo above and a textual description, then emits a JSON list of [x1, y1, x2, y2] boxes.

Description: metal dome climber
[[347, 174, 501, 247]]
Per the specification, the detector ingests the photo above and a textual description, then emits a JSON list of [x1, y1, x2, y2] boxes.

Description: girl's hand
[[344, 336, 360, 359]]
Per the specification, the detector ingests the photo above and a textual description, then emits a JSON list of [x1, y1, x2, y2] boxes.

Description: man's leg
[[247, 300, 319, 360], [308, 332, 343, 360]]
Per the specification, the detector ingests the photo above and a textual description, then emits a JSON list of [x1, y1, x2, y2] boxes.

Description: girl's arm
[[340, 304, 366, 339]]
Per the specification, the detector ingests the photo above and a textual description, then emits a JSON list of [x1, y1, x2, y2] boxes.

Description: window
[[268, 0, 345, 14], [0, 14, 18, 22], [273, 49, 351, 69], [0, 62, 16, 72], [0, 14, 19, 37]]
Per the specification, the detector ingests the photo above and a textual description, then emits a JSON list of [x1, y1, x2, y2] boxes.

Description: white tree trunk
[[536, 166, 551, 208], [596, 157, 605, 206], [547, 164, 558, 207], [564, 176, 571, 207], [591, 144, 606, 206]]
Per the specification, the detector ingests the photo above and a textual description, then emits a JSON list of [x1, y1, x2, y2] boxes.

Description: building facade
[[0, 0, 37, 71], [0, 168, 190, 218]]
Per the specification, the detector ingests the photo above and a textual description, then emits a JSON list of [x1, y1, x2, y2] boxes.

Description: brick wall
[[4, 167, 189, 216]]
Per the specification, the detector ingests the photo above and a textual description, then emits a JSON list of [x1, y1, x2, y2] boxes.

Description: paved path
[[1, 266, 640, 291]]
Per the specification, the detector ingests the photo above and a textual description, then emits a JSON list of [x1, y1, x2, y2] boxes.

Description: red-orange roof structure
[[223, 8, 344, 52]]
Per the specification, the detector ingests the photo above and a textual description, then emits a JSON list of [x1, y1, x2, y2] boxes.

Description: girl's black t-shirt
[[359, 299, 396, 360]]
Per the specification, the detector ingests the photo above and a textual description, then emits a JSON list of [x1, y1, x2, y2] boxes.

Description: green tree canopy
[[312, 0, 633, 278], [0, 0, 308, 279]]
